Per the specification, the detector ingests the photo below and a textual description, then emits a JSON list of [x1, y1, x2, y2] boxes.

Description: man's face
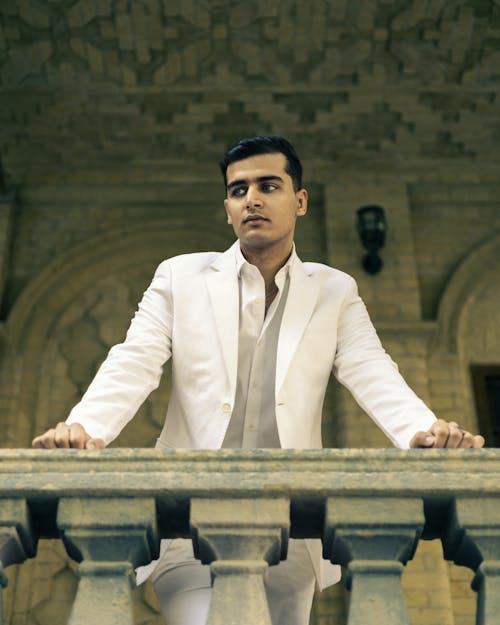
[[224, 153, 307, 254]]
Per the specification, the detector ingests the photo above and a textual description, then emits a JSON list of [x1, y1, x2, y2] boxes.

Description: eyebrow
[[226, 175, 284, 193]]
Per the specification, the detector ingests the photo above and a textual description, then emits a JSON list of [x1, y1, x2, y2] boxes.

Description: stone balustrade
[[0, 448, 499, 624]]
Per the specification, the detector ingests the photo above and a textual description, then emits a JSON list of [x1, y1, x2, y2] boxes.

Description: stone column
[[0, 499, 36, 625], [323, 496, 424, 625], [190, 498, 290, 625], [452, 498, 500, 625], [0, 190, 14, 311], [58, 497, 158, 625], [0, 190, 14, 357]]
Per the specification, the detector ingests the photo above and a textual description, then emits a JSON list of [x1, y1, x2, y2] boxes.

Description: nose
[[245, 184, 263, 209]]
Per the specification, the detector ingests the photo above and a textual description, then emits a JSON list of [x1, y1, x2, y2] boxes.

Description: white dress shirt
[[222, 244, 295, 448]]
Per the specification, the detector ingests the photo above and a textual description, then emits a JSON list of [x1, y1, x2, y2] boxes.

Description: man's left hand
[[410, 419, 485, 449]]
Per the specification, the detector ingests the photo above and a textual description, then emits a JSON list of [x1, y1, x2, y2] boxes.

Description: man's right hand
[[32, 422, 105, 450]]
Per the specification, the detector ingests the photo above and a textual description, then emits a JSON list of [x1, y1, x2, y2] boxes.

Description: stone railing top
[[0, 449, 498, 625], [0, 448, 498, 498]]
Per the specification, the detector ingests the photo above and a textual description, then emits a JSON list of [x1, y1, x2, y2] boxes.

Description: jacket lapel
[[276, 258, 319, 395], [205, 244, 239, 397]]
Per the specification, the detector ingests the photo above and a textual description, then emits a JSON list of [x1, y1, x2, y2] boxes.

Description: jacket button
[[222, 403, 232, 413]]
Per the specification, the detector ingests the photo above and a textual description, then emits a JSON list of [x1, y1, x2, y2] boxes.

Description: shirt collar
[[235, 243, 297, 278]]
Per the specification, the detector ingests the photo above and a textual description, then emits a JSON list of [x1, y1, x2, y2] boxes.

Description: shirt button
[[222, 403, 232, 413], [255, 298, 263, 305]]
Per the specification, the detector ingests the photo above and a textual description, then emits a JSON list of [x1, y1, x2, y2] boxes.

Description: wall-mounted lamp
[[356, 205, 387, 275]]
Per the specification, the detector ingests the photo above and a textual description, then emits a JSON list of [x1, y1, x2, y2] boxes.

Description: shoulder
[[301, 260, 356, 287], [297, 261, 361, 307], [153, 251, 224, 276]]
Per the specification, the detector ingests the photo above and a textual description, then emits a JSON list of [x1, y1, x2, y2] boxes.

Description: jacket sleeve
[[332, 277, 436, 449], [66, 260, 173, 444]]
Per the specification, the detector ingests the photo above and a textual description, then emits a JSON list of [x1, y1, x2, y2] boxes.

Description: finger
[[430, 419, 451, 448], [457, 431, 475, 448], [409, 431, 436, 448], [457, 432, 485, 449], [445, 425, 464, 449], [69, 423, 90, 449], [473, 434, 485, 448], [40, 428, 58, 449], [53, 422, 71, 448], [85, 438, 105, 450], [32, 429, 57, 449]]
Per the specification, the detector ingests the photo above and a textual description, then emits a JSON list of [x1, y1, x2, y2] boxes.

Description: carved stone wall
[[1, 1, 499, 184], [1, 1, 500, 623], [425, 233, 500, 625]]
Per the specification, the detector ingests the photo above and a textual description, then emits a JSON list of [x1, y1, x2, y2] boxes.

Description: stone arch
[[3, 218, 233, 447], [433, 232, 500, 430], [436, 233, 500, 355], [2, 218, 239, 625]]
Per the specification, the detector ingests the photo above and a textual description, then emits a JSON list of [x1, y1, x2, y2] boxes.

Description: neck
[[240, 242, 293, 288]]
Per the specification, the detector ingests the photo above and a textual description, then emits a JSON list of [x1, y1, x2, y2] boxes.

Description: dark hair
[[219, 136, 303, 191]]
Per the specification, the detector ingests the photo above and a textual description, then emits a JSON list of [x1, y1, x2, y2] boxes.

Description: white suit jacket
[[67, 241, 437, 587]]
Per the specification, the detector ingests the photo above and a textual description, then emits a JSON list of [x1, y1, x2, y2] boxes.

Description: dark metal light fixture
[[356, 205, 387, 275]]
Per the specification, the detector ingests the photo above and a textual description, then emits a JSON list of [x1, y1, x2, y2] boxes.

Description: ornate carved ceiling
[[0, 0, 499, 182]]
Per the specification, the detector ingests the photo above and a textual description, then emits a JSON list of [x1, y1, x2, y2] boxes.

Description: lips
[[243, 215, 269, 223]]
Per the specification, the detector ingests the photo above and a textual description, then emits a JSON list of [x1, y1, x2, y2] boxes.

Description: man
[[33, 136, 484, 625]]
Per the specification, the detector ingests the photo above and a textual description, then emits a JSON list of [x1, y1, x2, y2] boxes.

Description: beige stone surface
[[403, 540, 455, 625], [0, 449, 498, 623], [1, 1, 499, 623]]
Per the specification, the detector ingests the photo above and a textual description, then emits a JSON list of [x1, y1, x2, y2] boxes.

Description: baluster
[[0, 570, 6, 625], [451, 498, 500, 625], [58, 497, 158, 625], [0, 499, 36, 625], [323, 497, 424, 625], [190, 498, 289, 625]]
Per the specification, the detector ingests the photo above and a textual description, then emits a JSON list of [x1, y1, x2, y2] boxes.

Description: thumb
[[410, 431, 436, 448], [85, 438, 105, 450]]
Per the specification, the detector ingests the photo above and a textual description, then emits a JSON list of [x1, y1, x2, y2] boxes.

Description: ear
[[224, 198, 232, 224], [296, 189, 308, 217]]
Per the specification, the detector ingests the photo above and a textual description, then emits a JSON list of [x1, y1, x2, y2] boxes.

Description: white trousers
[[151, 538, 316, 625]]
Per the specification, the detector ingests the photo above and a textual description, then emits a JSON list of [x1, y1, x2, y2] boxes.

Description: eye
[[261, 183, 278, 192], [230, 186, 247, 197]]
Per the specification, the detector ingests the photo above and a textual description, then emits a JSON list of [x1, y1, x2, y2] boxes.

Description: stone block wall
[[2, 164, 497, 625], [1, 0, 500, 623]]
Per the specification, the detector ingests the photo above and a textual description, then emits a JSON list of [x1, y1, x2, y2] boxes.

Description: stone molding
[[0, 447, 498, 498], [5, 220, 229, 350], [1, 220, 232, 446], [435, 232, 500, 355]]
